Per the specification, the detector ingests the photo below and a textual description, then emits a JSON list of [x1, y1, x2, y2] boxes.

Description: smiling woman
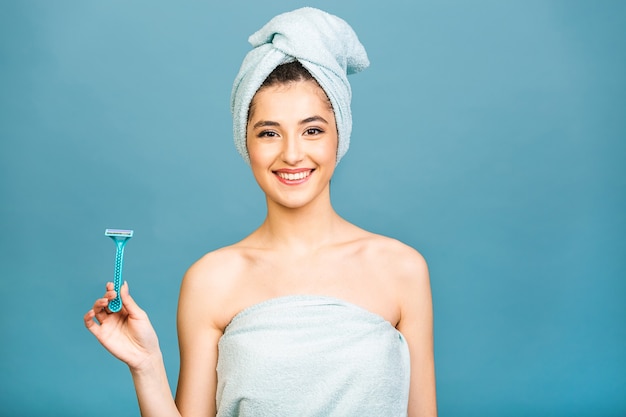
[[84, 7, 436, 417]]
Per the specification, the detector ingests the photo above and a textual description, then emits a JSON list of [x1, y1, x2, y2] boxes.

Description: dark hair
[[248, 61, 332, 121], [260, 60, 315, 88]]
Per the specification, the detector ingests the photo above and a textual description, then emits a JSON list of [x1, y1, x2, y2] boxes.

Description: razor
[[104, 229, 134, 312]]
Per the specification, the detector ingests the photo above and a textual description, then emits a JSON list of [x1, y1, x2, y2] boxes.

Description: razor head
[[105, 229, 134, 237]]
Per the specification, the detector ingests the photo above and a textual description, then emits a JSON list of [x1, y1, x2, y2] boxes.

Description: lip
[[273, 168, 314, 185]]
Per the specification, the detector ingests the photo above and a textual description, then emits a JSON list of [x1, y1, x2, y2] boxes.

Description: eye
[[258, 130, 279, 139], [304, 128, 323, 136]]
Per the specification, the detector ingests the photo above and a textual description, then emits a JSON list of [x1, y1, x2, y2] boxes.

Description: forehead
[[249, 80, 334, 121]]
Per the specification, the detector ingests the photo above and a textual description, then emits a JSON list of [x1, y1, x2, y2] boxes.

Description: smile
[[274, 169, 314, 183]]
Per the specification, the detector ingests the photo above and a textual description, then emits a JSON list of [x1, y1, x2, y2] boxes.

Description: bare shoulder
[[369, 235, 433, 329], [184, 245, 248, 289], [178, 244, 252, 330], [359, 232, 429, 283], [343, 228, 431, 326]]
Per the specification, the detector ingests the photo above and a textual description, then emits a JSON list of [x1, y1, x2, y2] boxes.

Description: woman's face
[[246, 80, 338, 210]]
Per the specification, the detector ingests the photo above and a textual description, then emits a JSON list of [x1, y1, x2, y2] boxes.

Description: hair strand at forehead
[[248, 61, 332, 121]]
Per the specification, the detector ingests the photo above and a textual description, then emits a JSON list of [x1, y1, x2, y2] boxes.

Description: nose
[[281, 134, 304, 165]]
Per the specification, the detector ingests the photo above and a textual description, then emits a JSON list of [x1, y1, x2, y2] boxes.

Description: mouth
[[274, 169, 314, 184]]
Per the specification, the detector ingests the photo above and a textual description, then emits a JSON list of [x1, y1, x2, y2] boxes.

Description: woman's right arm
[[174, 258, 227, 417]]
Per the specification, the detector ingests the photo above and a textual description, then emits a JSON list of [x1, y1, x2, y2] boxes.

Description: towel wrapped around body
[[216, 295, 410, 416]]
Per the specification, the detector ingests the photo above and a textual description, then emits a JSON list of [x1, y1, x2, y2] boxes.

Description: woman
[[85, 7, 436, 416]]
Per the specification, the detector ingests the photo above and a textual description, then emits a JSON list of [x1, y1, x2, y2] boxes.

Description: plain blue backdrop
[[1, 1, 624, 416]]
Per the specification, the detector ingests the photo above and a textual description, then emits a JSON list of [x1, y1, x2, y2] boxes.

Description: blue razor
[[104, 229, 134, 312]]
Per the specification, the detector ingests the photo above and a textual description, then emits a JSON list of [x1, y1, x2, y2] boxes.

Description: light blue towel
[[216, 295, 410, 416], [230, 7, 370, 165]]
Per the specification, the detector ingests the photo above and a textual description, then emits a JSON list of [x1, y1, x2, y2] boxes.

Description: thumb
[[120, 281, 145, 317]]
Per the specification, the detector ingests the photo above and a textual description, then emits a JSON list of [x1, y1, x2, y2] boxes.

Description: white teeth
[[277, 171, 311, 181]]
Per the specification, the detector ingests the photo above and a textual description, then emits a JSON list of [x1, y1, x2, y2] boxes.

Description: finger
[[104, 282, 116, 299], [84, 309, 95, 328], [96, 283, 116, 305], [93, 297, 112, 321], [100, 282, 118, 311], [103, 288, 117, 302], [84, 309, 101, 337]]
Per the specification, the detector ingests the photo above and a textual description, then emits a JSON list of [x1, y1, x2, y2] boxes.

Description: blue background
[[1, 1, 624, 416]]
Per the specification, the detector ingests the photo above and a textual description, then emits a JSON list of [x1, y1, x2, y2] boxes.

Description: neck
[[255, 190, 344, 252]]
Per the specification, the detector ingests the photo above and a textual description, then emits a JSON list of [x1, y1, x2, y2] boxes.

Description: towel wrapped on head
[[231, 7, 370, 165]]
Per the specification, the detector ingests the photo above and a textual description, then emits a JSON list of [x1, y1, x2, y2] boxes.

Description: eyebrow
[[301, 116, 329, 125], [252, 120, 280, 129], [252, 115, 329, 130]]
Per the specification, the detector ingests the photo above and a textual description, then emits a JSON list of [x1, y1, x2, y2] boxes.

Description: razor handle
[[108, 240, 127, 312]]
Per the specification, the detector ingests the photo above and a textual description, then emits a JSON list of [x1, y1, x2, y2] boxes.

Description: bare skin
[[85, 80, 437, 417]]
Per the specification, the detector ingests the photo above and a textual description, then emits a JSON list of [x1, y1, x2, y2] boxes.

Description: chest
[[233, 253, 401, 325]]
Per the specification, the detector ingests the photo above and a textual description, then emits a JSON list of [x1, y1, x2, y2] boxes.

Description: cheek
[[326, 141, 338, 164], [247, 146, 265, 168], [247, 140, 277, 177], [322, 132, 339, 164]]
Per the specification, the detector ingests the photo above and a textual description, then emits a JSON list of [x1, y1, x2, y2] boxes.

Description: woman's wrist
[[129, 350, 181, 417], [128, 349, 165, 376]]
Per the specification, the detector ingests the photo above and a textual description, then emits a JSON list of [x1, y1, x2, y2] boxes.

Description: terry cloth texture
[[230, 7, 369, 165], [216, 295, 410, 417]]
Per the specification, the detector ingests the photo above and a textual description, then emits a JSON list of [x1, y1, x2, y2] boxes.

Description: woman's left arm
[[396, 250, 437, 417]]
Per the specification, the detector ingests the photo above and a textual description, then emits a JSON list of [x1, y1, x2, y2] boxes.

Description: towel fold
[[216, 295, 410, 417], [231, 7, 369, 165]]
